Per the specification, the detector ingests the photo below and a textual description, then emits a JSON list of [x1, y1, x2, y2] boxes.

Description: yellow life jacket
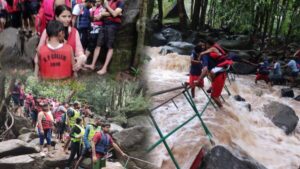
[[71, 124, 85, 142]]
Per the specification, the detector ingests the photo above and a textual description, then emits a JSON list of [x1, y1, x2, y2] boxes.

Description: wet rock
[[218, 38, 252, 50], [201, 146, 267, 169], [281, 88, 294, 98], [0, 139, 39, 158], [24, 35, 39, 60], [41, 150, 69, 169], [0, 28, 23, 70], [161, 28, 182, 42], [80, 158, 123, 169], [234, 95, 246, 102], [127, 115, 152, 127], [263, 102, 299, 134], [232, 62, 257, 75], [19, 127, 32, 135], [29, 138, 40, 147], [236, 51, 252, 61], [11, 116, 32, 137], [17, 132, 38, 143], [110, 123, 124, 133], [125, 109, 149, 118], [160, 42, 194, 55], [113, 126, 152, 169], [109, 0, 142, 72], [0, 153, 41, 169], [295, 95, 300, 101], [150, 33, 168, 46]]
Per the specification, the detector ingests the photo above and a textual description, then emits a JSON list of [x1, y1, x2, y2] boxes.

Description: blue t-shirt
[[287, 60, 299, 72], [201, 54, 217, 71], [273, 62, 282, 75], [190, 51, 202, 76]]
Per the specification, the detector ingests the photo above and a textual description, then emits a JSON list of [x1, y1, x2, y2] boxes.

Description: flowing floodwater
[[145, 47, 300, 169]]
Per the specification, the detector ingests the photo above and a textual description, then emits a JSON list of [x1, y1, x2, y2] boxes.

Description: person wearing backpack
[[54, 102, 69, 143], [74, 117, 102, 169], [37, 102, 54, 157], [72, 0, 94, 50], [91, 122, 127, 169]]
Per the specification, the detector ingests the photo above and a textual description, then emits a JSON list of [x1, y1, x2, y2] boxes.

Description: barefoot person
[[85, 0, 124, 75]]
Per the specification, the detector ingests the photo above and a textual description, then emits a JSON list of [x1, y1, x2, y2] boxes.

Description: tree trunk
[[133, 0, 148, 68], [147, 0, 154, 18], [261, 5, 270, 50], [268, 0, 276, 37], [65, 90, 76, 103], [191, 0, 201, 30], [177, 0, 187, 30], [0, 78, 16, 128], [199, 0, 208, 30], [279, 0, 289, 34], [157, 0, 163, 23], [191, 0, 194, 18]]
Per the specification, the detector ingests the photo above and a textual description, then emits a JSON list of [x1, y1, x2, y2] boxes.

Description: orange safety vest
[[39, 44, 73, 80]]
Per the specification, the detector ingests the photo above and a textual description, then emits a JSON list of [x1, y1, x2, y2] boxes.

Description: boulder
[[41, 150, 69, 169], [24, 35, 39, 60], [159, 41, 194, 55], [17, 132, 38, 143], [201, 146, 267, 169], [127, 115, 152, 127], [81, 158, 123, 169], [0, 153, 41, 169], [19, 127, 32, 135], [295, 95, 300, 101], [29, 138, 40, 147], [125, 109, 149, 119], [281, 88, 294, 98], [0, 28, 23, 70], [0, 139, 39, 158], [236, 51, 252, 61], [111, 123, 124, 133], [113, 126, 153, 169], [232, 62, 257, 75], [234, 95, 246, 102], [161, 28, 182, 42], [150, 33, 168, 46], [263, 102, 299, 134], [218, 39, 252, 50], [11, 116, 32, 137], [109, 0, 142, 72]]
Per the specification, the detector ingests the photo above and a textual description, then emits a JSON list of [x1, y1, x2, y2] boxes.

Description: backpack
[[35, 7, 46, 36]]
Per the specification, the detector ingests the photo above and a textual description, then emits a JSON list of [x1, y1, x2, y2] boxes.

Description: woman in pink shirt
[[34, 5, 87, 76]]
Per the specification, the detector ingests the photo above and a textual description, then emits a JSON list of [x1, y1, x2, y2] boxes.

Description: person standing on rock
[[37, 102, 54, 157], [283, 59, 299, 86], [66, 117, 85, 169], [74, 117, 102, 169], [91, 122, 127, 169], [53, 102, 69, 143], [11, 81, 24, 117], [85, 0, 125, 75], [198, 38, 232, 108], [72, 0, 94, 50]]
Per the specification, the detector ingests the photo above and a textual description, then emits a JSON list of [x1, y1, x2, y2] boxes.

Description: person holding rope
[[91, 122, 127, 169], [198, 38, 233, 108]]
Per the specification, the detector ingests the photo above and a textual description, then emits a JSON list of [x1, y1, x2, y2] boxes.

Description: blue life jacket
[[95, 132, 110, 154], [76, 5, 91, 30]]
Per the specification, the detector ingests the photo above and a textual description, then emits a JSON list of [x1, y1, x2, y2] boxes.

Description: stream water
[[145, 47, 300, 169]]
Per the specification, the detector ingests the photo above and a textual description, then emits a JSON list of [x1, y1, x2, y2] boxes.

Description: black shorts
[[29, 1, 40, 15], [12, 94, 21, 106], [291, 71, 299, 77], [22, 1, 31, 19], [97, 24, 120, 49], [87, 26, 103, 52]]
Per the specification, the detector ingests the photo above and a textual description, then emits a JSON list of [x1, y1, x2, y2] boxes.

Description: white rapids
[[145, 47, 300, 169]]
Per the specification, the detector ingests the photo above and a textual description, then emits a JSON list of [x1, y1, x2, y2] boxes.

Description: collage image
[[0, 0, 300, 169]]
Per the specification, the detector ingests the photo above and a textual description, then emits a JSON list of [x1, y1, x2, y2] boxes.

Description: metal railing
[[147, 84, 214, 169]]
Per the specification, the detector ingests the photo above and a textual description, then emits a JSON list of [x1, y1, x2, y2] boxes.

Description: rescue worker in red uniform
[[198, 38, 232, 108]]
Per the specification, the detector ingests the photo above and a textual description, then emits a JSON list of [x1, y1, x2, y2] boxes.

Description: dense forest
[[146, 0, 300, 51]]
